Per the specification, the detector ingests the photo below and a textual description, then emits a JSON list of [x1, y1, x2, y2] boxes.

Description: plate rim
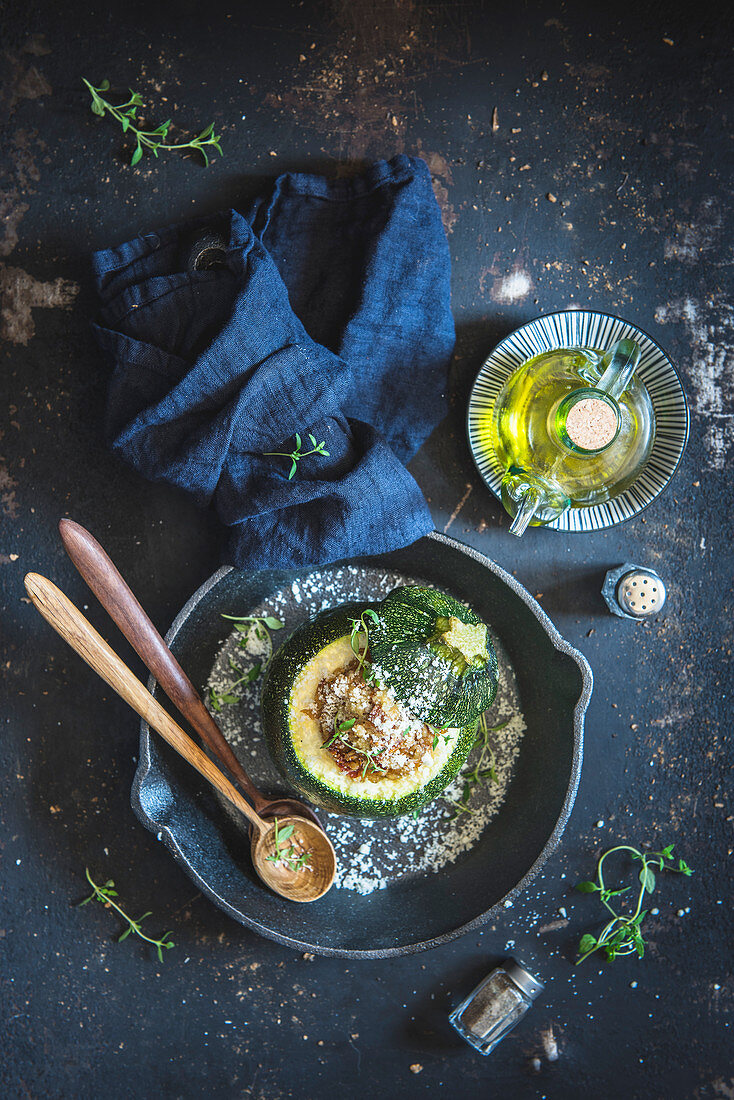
[[131, 531, 592, 958], [466, 308, 690, 532]]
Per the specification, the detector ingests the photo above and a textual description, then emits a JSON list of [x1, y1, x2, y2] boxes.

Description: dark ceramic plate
[[131, 532, 591, 958]]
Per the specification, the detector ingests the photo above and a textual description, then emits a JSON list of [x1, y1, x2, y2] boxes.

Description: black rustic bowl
[[131, 532, 591, 958]]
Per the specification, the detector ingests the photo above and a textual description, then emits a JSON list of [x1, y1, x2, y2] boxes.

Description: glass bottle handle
[[595, 337, 641, 400], [509, 487, 540, 537]]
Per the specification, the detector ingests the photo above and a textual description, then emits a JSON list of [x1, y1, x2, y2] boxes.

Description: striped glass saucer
[[467, 309, 689, 532]]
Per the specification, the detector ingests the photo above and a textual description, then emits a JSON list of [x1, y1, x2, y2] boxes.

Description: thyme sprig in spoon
[[264, 818, 312, 872]]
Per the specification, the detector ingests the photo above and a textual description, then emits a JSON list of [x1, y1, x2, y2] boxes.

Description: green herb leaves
[[322, 715, 386, 780], [348, 608, 379, 683], [79, 868, 174, 962], [209, 613, 283, 710], [222, 614, 284, 632], [575, 843, 694, 963], [263, 433, 330, 480], [445, 713, 507, 817], [357, 747, 386, 781], [323, 716, 357, 749], [264, 818, 311, 872], [83, 78, 223, 167], [578, 932, 598, 956]]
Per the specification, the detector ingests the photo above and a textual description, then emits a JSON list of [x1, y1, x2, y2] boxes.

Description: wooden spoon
[[24, 573, 336, 903], [57, 518, 322, 830]]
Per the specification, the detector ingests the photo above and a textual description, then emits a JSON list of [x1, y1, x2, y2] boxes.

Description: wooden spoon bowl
[[252, 815, 336, 903]]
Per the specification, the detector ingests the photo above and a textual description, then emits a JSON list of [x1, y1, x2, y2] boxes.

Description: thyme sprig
[[79, 868, 174, 962], [83, 78, 223, 167], [263, 433, 330, 480], [264, 818, 311, 872], [431, 729, 451, 750], [348, 608, 379, 683], [340, 740, 386, 780], [209, 613, 283, 710], [322, 716, 385, 779], [576, 843, 694, 963], [445, 714, 509, 817], [323, 716, 357, 749]]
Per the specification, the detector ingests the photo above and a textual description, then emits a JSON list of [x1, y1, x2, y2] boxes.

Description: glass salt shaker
[[449, 959, 543, 1055]]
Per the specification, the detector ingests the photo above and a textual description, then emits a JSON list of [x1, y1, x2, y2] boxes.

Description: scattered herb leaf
[[263, 433, 330, 480], [575, 843, 694, 963], [83, 78, 223, 167], [209, 614, 282, 708], [222, 614, 283, 631], [445, 712, 506, 817], [79, 868, 174, 962]]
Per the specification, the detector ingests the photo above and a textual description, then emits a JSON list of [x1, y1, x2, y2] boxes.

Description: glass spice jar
[[449, 959, 543, 1055]]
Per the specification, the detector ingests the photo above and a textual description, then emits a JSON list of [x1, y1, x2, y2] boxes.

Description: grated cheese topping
[[313, 659, 438, 781], [289, 637, 458, 800]]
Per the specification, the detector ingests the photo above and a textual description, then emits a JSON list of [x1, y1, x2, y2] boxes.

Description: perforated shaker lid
[[504, 960, 544, 999], [616, 568, 667, 617]]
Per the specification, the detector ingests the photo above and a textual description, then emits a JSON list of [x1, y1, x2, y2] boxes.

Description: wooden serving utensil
[[24, 573, 336, 903], [57, 518, 322, 830]]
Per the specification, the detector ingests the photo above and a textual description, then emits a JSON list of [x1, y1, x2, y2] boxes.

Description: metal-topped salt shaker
[[602, 562, 667, 620], [449, 959, 544, 1055]]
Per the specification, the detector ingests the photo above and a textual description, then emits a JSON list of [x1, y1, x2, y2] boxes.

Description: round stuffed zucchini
[[261, 601, 478, 818]]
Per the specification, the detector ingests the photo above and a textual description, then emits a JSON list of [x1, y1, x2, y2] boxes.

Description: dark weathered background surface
[[1, 0, 732, 1096]]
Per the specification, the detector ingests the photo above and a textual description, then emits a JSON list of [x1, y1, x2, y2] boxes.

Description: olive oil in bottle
[[489, 338, 655, 535]]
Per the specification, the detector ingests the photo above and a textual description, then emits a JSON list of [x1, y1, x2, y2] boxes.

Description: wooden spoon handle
[[24, 572, 266, 838], [58, 518, 265, 810]]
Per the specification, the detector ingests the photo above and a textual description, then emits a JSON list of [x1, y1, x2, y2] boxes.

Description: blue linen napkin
[[92, 155, 454, 569]]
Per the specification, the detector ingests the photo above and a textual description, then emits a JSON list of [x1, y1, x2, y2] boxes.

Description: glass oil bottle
[[488, 338, 655, 535]]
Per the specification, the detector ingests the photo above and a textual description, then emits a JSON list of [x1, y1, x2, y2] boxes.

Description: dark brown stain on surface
[[0, 191, 29, 257], [0, 265, 79, 345], [0, 130, 43, 256], [420, 149, 456, 234], [1, 54, 52, 117], [0, 461, 19, 519], [271, 0, 424, 159], [11, 130, 42, 190], [271, 0, 470, 182]]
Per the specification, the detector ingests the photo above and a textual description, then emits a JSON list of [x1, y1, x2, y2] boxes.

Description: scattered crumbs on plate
[[206, 565, 526, 895]]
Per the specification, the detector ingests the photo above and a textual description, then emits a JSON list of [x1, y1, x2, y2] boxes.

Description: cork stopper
[[563, 396, 619, 451]]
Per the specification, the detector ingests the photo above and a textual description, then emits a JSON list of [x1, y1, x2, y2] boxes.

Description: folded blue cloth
[[93, 155, 454, 569]]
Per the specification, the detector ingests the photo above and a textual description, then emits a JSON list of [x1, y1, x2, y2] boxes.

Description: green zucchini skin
[[368, 586, 499, 728], [260, 602, 478, 819]]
